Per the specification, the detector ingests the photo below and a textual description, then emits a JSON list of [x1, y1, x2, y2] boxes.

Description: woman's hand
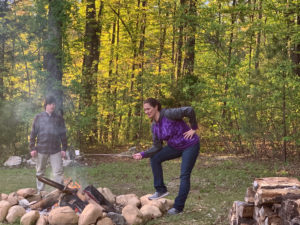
[[183, 129, 196, 139], [133, 153, 143, 160]]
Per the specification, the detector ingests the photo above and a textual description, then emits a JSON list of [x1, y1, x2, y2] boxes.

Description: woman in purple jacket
[[133, 98, 200, 215]]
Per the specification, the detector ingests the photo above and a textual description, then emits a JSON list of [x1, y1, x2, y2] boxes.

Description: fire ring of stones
[[0, 184, 174, 225], [229, 176, 300, 225]]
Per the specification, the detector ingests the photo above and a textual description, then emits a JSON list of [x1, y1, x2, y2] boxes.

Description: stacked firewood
[[229, 177, 300, 225]]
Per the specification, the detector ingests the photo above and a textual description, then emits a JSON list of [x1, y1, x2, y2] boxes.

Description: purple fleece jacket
[[141, 107, 199, 158]]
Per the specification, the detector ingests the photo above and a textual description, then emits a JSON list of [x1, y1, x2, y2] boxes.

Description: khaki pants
[[36, 152, 64, 192]]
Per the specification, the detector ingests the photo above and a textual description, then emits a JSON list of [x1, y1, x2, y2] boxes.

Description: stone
[[97, 187, 116, 204], [0, 200, 11, 222], [18, 199, 30, 208], [26, 194, 42, 203], [140, 194, 152, 206], [157, 198, 174, 211], [48, 206, 79, 225], [122, 205, 143, 225], [1, 193, 8, 201], [78, 203, 103, 225], [4, 156, 22, 167], [6, 205, 26, 223], [36, 215, 48, 225], [140, 194, 164, 212], [7, 192, 18, 206], [26, 158, 36, 166], [20, 210, 40, 225], [96, 217, 115, 225], [17, 188, 37, 198], [63, 159, 73, 167], [107, 212, 127, 225], [140, 204, 162, 220], [116, 194, 140, 207]]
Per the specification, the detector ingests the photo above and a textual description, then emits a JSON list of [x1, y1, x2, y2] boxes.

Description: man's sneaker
[[148, 191, 169, 200], [167, 207, 182, 215]]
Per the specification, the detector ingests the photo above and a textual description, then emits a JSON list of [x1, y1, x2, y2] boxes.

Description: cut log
[[253, 177, 300, 191], [253, 206, 275, 225], [230, 201, 255, 225], [280, 199, 300, 223], [237, 201, 254, 218], [253, 206, 260, 223], [255, 188, 300, 206], [245, 187, 256, 204], [290, 217, 300, 225], [264, 215, 281, 225], [229, 201, 238, 225], [238, 218, 256, 225], [259, 206, 275, 221], [272, 203, 281, 215], [30, 190, 61, 210]]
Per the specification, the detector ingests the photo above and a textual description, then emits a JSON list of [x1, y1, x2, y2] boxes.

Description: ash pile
[[229, 177, 300, 225]]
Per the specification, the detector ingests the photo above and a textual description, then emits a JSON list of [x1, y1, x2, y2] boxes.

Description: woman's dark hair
[[143, 98, 161, 111], [44, 95, 56, 109]]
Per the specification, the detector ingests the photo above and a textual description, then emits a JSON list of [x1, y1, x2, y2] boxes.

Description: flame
[[64, 178, 81, 189]]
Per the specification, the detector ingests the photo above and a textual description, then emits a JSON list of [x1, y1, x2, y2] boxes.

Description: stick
[[83, 153, 132, 158]]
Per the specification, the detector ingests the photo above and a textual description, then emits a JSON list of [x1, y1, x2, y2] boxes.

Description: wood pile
[[229, 177, 300, 225]]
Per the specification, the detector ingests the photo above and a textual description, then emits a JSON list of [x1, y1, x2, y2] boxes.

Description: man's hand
[[61, 151, 66, 159], [30, 150, 37, 158], [183, 129, 196, 139], [133, 153, 142, 160]]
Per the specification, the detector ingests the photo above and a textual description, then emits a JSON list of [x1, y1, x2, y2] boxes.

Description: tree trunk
[[111, 7, 120, 147], [81, 0, 103, 145], [158, 0, 168, 76], [291, 4, 300, 76], [254, 0, 262, 77], [222, 0, 236, 118], [176, 0, 186, 79], [0, 0, 8, 100], [171, 1, 177, 81], [45, 0, 64, 114], [183, 0, 197, 76], [135, 0, 147, 140], [104, 16, 117, 143]]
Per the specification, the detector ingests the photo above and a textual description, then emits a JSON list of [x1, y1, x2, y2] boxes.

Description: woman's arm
[[133, 124, 163, 159], [164, 107, 198, 130]]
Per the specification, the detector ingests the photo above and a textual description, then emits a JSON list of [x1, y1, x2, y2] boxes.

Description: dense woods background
[[0, 0, 299, 160]]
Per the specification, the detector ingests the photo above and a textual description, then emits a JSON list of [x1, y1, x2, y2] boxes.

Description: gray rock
[[107, 212, 128, 225], [62, 159, 73, 167], [26, 158, 36, 166], [4, 156, 22, 167]]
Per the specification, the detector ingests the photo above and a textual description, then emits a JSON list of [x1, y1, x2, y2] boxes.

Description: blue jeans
[[150, 142, 200, 211]]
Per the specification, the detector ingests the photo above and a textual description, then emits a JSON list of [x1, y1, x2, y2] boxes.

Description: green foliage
[[0, 0, 298, 158]]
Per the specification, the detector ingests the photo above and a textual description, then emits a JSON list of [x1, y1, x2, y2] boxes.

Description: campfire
[[0, 176, 174, 225], [229, 177, 300, 225]]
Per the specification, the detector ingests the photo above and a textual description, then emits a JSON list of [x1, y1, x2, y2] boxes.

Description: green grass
[[0, 155, 297, 225]]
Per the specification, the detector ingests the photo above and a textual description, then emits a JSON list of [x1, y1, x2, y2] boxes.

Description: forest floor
[[1, 153, 300, 225]]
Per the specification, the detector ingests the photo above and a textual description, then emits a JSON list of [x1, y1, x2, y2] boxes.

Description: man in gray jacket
[[30, 96, 68, 192]]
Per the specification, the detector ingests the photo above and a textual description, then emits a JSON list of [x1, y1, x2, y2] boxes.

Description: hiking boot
[[167, 207, 182, 215], [148, 191, 169, 200]]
